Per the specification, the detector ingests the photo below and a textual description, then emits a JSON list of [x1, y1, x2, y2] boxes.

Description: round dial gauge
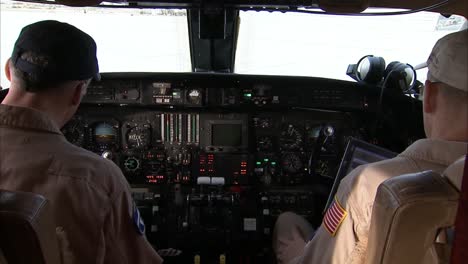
[[187, 89, 202, 104], [124, 157, 140, 172], [256, 136, 273, 151], [280, 124, 303, 150], [281, 153, 303, 174], [126, 124, 151, 149], [253, 117, 272, 129], [62, 118, 85, 147]]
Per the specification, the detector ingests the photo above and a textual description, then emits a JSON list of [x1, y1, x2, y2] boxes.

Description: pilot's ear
[[423, 80, 438, 114], [5, 58, 11, 82], [71, 81, 86, 106]]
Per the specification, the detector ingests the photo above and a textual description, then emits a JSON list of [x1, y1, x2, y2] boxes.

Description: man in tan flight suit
[[0, 21, 163, 264], [273, 29, 468, 264]]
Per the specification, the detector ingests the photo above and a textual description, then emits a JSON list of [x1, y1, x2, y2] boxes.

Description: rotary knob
[[324, 125, 335, 137], [101, 151, 113, 160]]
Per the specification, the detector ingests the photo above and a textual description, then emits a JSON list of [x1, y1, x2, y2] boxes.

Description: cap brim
[[94, 72, 101, 81], [0, 88, 9, 102], [414, 62, 428, 70]]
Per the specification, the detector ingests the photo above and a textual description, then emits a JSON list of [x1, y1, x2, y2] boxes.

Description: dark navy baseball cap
[[11, 20, 100, 82]]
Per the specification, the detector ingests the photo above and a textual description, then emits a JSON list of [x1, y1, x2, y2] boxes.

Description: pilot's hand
[[276, 227, 307, 264], [157, 248, 182, 257], [56, 227, 75, 264]]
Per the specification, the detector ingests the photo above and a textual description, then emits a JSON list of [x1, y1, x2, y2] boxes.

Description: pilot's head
[[423, 29, 468, 141], [3, 20, 99, 127]]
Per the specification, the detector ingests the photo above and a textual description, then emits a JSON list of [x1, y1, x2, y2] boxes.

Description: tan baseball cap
[[427, 29, 467, 92]]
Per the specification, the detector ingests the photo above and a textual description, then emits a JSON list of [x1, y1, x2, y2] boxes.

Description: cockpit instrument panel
[[61, 73, 423, 262]]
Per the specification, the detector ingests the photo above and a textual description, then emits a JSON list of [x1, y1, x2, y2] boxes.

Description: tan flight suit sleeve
[[292, 165, 370, 264], [101, 167, 163, 264]]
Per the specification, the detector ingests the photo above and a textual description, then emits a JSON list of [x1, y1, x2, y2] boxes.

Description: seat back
[[0, 248, 7, 264], [450, 155, 468, 264], [0, 190, 61, 264], [365, 170, 460, 264]]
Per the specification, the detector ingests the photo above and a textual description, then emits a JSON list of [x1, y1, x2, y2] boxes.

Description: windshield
[[235, 10, 466, 83], [1, 2, 467, 89], [0, 0, 191, 88]]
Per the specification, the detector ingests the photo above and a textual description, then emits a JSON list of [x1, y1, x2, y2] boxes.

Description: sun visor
[[55, 0, 103, 6], [318, 0, 370, 13]]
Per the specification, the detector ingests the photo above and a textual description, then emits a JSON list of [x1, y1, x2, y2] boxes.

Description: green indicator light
[[244, 93, 252, 97], [271, 162, 276, 165], [263, 158, 269, 162], [256, 161, 261, 165]]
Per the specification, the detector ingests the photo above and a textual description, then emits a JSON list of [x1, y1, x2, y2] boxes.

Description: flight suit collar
[[399, 138, 467, 167], [0, 104, 62, 135]]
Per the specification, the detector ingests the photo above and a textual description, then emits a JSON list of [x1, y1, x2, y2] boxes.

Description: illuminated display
[[94, 123, 116, 144], [211, 124, 242, 147]]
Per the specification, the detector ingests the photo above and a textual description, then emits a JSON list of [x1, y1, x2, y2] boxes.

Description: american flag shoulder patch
[[323, 196, 347, 236]]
